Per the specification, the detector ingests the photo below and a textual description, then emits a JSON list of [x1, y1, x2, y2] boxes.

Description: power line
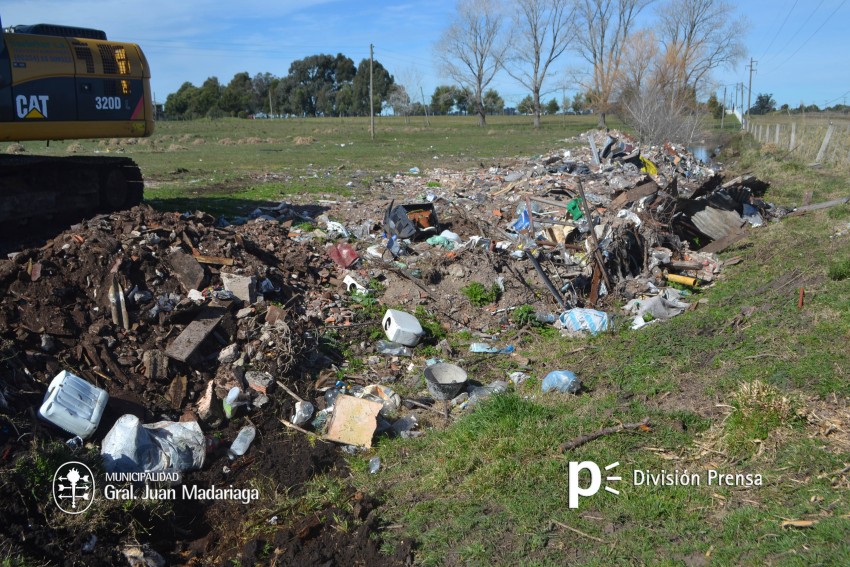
[[767, 0, 848, 72], [823, 89, 850, 107], [761, 0, 824, 65], [758, 0, 799, 61]]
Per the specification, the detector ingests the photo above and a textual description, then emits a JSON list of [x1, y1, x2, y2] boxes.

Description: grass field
[[13, 114, 622, 216], [11, 114, 849, 564]]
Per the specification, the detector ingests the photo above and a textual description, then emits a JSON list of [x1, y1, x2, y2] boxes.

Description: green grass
[[12, 114, 616, 218]]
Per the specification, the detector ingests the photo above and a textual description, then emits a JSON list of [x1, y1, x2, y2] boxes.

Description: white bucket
[[382, 309, 423, 347], [38, 370, 108, 439]]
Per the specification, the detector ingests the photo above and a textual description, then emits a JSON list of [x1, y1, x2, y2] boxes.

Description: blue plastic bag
[[559, 308, 609, 335], [541, 370, 581, 393]]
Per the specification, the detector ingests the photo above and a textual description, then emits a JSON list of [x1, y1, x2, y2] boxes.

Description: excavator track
[[0, 154, 144, 224]]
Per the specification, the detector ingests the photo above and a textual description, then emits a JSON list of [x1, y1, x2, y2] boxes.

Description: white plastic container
[[38, 370, 109, 439], [382, 309, 423, 347]]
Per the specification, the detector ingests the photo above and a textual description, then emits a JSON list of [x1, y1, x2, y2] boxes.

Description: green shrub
[[461, 282, 501, 307], [827, 258, 850, 281]]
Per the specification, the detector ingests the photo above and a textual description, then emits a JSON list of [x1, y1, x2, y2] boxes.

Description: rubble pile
[[0, 129, 791, 562], [0, 130, 783, 457]]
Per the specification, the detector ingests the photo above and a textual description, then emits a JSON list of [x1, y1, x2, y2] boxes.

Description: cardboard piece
[[324, 394, 382, 448]]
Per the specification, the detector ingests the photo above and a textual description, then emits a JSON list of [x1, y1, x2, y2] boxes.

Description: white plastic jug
[[38, 370, 109, 439], [382, 309, 423, 346]]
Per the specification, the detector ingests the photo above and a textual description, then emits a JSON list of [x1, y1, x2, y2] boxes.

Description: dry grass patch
[[294, 136, 316, 145]]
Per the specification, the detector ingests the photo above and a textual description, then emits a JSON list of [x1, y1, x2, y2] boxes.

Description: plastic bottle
[[227, 426, 256, 460], [223, 387, 245, 419], [535, 312, 556, 324], [324, 388, 341, 408], [291, 401, 314, 426], [375, 340, 413, 357], [368, 456, 381, 474]]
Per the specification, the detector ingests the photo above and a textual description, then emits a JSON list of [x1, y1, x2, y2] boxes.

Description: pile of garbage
[[0, 130, 785, 475]]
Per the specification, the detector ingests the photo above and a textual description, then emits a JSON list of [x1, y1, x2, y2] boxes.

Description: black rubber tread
[[0, 154, 145, 223]]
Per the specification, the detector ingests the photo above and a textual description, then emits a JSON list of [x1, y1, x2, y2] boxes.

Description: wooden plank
[[192, 253, 235, 266], [610, 180, 658, 210], [699, 226, 748, 254], [789, 196, 850, 216], [165, 308, 225, 363]]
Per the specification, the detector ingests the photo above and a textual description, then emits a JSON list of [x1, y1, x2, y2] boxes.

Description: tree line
[[164, 59, 516, 120], [164, 53, 394, 119], [166, 0, 751, 145], [437, 0, 747, 143]]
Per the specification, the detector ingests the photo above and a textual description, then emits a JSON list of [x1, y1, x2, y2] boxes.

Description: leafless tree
[[504, 0, 575, 128], [616, 29, 704, 145], [388, 85, 412, 123], [436, 0, 509, 126], [574, 0, 654, 128], [657, 0, 747, 97]]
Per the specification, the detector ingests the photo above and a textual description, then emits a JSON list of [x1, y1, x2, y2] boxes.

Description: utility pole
[[747, 58, 756, 128], [369, 43, 375, 140], [420, 86, 431, 127], [562, 85, 566, 127], [721, 86, 726, 129]]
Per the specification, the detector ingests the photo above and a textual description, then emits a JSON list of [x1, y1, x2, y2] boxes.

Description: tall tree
[[483, 89, 505, 114], [430, 85, 456, 114], [545, 98, 560, 114], [574, 0, 653, 128], [219, 72, 254, 117], [657, 0, 746, 96], [251, 72, 278, 114], [518, 95, 534, 114], [165, 81, 199, 119], [190, 77, 222, 118], [505, 0, 574, 128], [388, 85, 412, 121], [352, 58, 394, 116], [749, 93, 775, 115], [277, 54, 355, 116], [571, 91, 587, 113], [436, 0, 509, 126]]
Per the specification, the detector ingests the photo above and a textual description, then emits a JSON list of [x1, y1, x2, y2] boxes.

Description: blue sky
[[3, 1, 849, 110]]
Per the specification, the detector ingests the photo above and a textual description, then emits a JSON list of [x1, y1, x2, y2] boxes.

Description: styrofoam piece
[[382, 309, 423, 347], [38, 370, 109, 439]]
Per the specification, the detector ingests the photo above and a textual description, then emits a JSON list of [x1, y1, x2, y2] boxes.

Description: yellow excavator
[[0, 16, 154, 222]]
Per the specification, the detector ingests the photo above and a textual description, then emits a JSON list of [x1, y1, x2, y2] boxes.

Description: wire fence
[[744, 116, 850, 166]]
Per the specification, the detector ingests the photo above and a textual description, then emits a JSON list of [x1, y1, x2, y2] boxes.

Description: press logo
[[53, 462, 95, 514], [568, 461, 621, 508]]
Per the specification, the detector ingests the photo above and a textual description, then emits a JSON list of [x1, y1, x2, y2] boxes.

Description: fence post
[[790, 122, 796, 151], [815, 124, 835, 163], [774, 124, 780, 145]]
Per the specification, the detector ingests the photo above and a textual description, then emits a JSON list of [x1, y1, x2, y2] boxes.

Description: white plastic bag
[[101, 414, 205, 473]]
